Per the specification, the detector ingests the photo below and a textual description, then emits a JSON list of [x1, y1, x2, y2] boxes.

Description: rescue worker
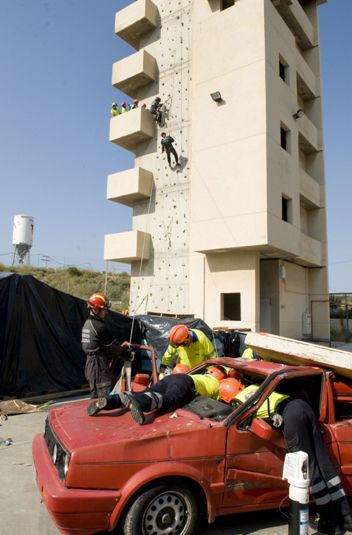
[[110, 102, 120, 117], [129, 98, 139, 110], [86, 365, 241, 424], [121, 101, 128, 113], [161, 132, 180, 167], [81, 292, 132, 398], [160, 324, 216, 376], [226, 384, 352, 535], [241, 347, 257, 359], [150, 96, 162, 124]]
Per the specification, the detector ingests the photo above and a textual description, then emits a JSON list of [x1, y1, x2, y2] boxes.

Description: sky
[[0, 1, 351, 292]]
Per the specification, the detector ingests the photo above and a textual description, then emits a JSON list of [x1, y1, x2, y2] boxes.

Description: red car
[[32, 354, 352, 535]]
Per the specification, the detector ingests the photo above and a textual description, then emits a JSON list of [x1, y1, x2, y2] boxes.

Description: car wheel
[[122, 483, 200, 535]]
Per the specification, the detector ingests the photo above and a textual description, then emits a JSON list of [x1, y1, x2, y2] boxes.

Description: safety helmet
[[87, 292, 111, 310], [169, 324, 190, 346], [206, 365, 226, 382], [111, 102, 117, 107], [121, 101, 126, 106], [219, 378, 244, 404], [133, 98, 139, 103], [172, 363, 190, 374]]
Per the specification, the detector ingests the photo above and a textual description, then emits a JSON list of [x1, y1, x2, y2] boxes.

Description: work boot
[[87, 396, 109, 416], [86, 395, 121, 416], [340, 513, 352, 533], [120, 393, 146, 425]]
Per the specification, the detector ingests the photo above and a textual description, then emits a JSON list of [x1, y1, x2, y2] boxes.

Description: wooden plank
[[245, 332, 352, 380]]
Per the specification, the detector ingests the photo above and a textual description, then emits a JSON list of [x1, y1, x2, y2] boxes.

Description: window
[[282, 196, 292, 223], [280, 127, 287, 150], [222, 293, 241, 321], [279, 55, 289, 84], [221, 0, 235, 10]]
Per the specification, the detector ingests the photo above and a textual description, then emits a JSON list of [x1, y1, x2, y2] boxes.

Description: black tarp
[[0, 273, 139, 398]]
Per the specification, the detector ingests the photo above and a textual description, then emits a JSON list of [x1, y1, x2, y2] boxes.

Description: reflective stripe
[[330, 488, 346, 501], [327, 475, 342, 488], [315, 494, 331, 505], [311, 480, 327, 494]]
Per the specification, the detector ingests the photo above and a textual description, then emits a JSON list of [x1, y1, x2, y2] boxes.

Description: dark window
[[222, 293, 241, 321], [282, 197, 289, 222], [279, 61, 286, 81], [280, 127, 287, 150], [221, 0, 235, 10]]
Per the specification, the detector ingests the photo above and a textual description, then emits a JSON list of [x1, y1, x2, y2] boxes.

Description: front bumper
[[32, 434, 121, 535]]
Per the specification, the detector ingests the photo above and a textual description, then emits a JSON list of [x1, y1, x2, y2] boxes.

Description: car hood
[[49, 399, 226, 463]]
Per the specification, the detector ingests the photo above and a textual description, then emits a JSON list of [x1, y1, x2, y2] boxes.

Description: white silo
[[12, 214, 34, 264]]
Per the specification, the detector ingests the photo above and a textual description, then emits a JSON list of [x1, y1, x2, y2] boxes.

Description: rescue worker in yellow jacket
[[110, 102, 120, 117], [160, 324, 216, 376], [87, 365, 236, 423]]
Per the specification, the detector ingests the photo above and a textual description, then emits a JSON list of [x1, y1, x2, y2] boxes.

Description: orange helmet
[[88, 292, 111, 310], [206, 365, 226, 382], [219, 378, 244, 404], [169, 325, 190, 346], [172, 363, 190, 374]]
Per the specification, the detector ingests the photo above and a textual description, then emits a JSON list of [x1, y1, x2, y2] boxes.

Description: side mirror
[[250, 417, 273, 441]]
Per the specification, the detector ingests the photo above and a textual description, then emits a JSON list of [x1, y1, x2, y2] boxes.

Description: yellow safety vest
[[191, 374, 220, 399], [111, 108, 120, 117], [235, 384, 289, 420], [161, 329, 216, 368]]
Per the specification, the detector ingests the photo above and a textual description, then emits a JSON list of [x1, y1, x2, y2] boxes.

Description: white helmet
[[111, 102, 117, 107]]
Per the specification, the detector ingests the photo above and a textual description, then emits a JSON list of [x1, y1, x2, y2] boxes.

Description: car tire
[[122, 483, 200, 535]]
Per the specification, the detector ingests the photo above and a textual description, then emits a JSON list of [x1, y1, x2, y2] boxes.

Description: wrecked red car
[[32, 355, 352, 535]]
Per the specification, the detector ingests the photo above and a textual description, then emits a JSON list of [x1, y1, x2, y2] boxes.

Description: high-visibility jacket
[[242, 348, 254, 359], [161, 329, 215, 369], [111, 107, 120, 117], [235, 384, 290, 420], [191, 374, 219, 399], [121, 105, 128, 113]]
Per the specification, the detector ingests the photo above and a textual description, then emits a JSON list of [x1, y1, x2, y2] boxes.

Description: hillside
[[0, 263, 130, 311]]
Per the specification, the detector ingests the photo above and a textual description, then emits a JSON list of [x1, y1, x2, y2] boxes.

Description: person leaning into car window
[[159, 324, 215, 378]]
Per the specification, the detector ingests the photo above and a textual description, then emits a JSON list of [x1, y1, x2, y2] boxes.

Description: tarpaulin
[[0, 273, 140, 398]]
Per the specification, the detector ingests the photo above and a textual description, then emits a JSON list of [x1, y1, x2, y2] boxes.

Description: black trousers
[[282, 399, 350, 518], [165, 146, 179, 165], [133, 374, 195, 412], [85, 354, 113, 398]]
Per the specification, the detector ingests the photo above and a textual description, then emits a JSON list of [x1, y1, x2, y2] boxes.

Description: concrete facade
[[105, 0, 330, 340]]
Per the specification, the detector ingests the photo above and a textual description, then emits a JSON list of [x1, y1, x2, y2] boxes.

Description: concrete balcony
[[107, 167, 153, 207], [112, 49, 157, 98], [296, 53, 319, 100], [273, 0, 316, 49], [298, 232, 322, 267], [109, 107, 155, 152], [115, 0, 158, 49], [104, 230, 151, 263], [300, 168, 321, 208], [297, 115, 322, 154]]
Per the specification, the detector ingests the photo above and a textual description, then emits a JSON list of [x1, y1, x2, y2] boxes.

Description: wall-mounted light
[[293, 108, 305, 120], [280, 264, 286, 280], [210, 91, 223, 103]]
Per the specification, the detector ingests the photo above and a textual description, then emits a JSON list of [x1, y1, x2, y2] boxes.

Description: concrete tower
[[105, 0, 329, 341]]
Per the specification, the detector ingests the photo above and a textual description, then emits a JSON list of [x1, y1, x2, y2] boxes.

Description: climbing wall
[[129, 0, 193, 316]]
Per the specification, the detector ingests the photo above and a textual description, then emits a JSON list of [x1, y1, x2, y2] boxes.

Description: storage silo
[[12, 214, 34, 264]]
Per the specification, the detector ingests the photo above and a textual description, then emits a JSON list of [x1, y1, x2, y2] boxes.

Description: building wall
[[108, 0, 330, 340]]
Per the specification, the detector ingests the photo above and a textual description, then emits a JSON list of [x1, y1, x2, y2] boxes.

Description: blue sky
[[0, 1, 351, 292]]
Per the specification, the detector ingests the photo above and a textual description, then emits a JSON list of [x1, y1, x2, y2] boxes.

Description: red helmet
[[87, 292, 111, 310], [206, 365, 226, 382], [133, 98, 139, 103], [219, 378, 244, 404], [121, 101, 126, 106], [169, 325, 190, 346], [228, 369, 242, 381], [172, 363, 190, 375]]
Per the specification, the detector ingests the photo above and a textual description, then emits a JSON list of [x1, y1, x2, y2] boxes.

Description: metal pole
[[283, 451, 310, 535]]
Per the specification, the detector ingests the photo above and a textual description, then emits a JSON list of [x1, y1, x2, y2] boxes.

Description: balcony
[[296, 53, 319, 100], [109, 107, 155, 152], [300, 168, 321, 208], [104, 230, 151, 263], [107, 167, 153, 207], [115, 0, 158, 49], [112, 49, 157, 98], [273, 0, 316, 50], [297, 115, 322, 154]]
